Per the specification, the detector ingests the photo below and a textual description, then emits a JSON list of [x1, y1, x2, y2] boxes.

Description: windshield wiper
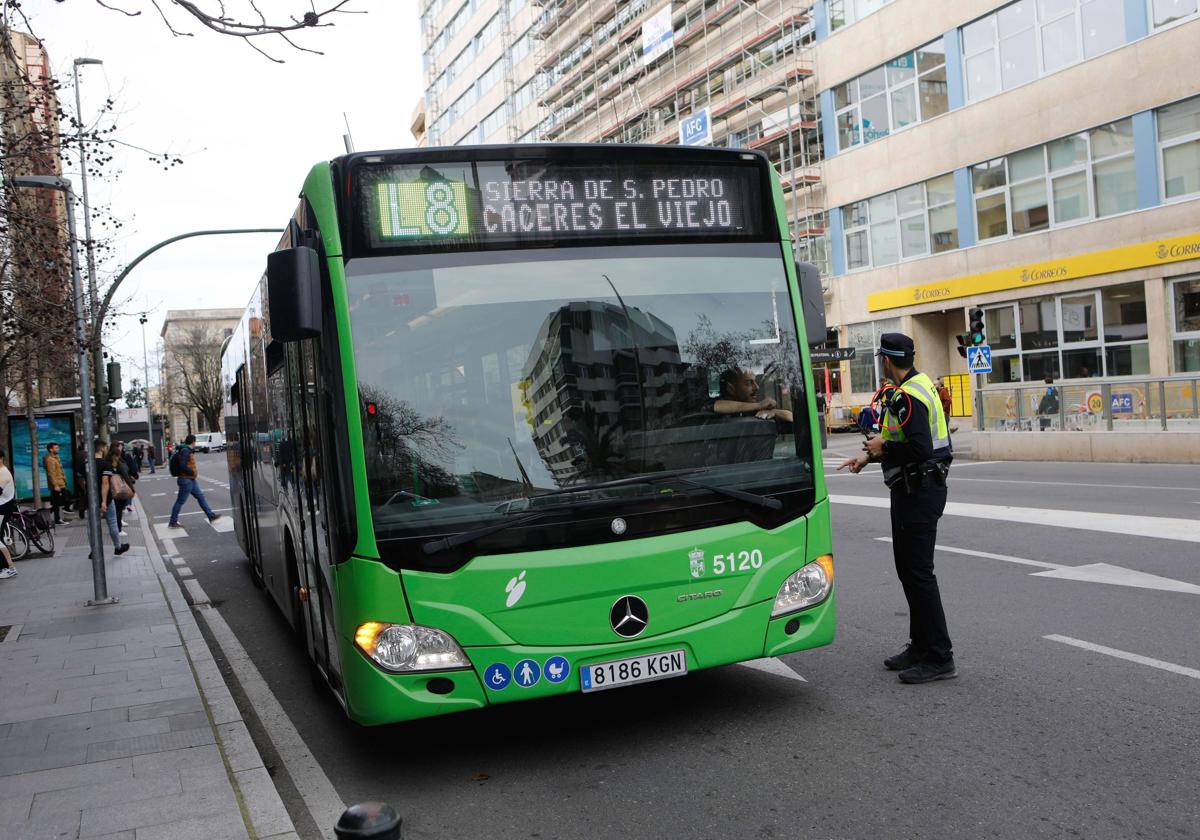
[[420, 469, 780, 556]]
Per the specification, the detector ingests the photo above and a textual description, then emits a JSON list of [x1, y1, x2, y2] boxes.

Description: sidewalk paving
[[0, 503, 299, 840]]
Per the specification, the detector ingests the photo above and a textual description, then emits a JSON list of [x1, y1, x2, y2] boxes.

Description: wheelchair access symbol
[[967, 345, 993, 374], [484, 663, 511, 691]]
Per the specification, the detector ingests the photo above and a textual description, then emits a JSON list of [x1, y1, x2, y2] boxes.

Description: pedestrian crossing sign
[[967, 345, 993, 374]]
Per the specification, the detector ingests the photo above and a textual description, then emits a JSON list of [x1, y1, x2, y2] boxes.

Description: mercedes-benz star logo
[[609, 595, 649, 638]]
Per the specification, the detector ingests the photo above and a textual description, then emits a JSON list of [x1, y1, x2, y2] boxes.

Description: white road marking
[[944, 476, 1200, 492], [197, 603, 346, 839], [182, 578, 209, 605], [833, 495, 1200, 543], [825, 460, 998, 477], [736, 657, 807, 682], [875, 538, 1060, 569], [154, 507, 233, 519], [155, 523, 185, 539], [1031, 563, 1200, 595], [879, 538, 1200, 594], [209, 516, 235, 533], [152, 492, 167, 497], [163, 538, 178, 556], [1044, 635, 1200, 680]]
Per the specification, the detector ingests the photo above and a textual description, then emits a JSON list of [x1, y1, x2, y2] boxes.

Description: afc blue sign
[[1111, 392, 1134, 413], [679, 108, 712, 146]]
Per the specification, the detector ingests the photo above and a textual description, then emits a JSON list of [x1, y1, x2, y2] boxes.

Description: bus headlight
[[354, 622, 470, 672], [771, 555, 834, 617]]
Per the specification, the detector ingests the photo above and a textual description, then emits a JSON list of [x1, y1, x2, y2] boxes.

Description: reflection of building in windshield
[[522, 301, 702, 485]]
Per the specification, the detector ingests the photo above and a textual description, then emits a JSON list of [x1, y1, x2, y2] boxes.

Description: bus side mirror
[[795, 261, 826, 347], [267, 246, 321, 342]]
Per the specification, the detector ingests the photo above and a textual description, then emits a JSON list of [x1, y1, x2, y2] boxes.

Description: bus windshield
[[345, 243, 814, 546]]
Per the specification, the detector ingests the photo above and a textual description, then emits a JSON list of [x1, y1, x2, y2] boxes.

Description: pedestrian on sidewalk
[[0, 541, 15, 579], [838, 333, 956, 685], [168, 434, 221, 529], [147, 443, 157, 474], [936, 376, 958, 434], [43, 443, 69, 525], [110, 441, 137, 535], [0, 449, 17, 545], [72, 446, 88, 519], [95, 440, 131, 556]]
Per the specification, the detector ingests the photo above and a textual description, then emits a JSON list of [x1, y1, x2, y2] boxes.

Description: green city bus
[[222, 144, 835, 725]]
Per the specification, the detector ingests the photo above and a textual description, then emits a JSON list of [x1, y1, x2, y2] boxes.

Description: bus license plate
[[580, 649, 687, 693]]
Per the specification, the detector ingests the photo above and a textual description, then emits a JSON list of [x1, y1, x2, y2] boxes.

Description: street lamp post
[[139, 312, 154, 456], [9, 175, 114, 605], [73, 57, 108, 436]]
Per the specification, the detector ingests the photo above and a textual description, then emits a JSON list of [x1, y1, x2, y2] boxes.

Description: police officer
[[838, 333, 957, 684]]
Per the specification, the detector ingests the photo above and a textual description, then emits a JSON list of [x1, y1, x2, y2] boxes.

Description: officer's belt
[[883, 460, 950, 491]]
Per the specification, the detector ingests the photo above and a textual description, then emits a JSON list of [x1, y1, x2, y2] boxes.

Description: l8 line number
[[712, 549, 763, 575]]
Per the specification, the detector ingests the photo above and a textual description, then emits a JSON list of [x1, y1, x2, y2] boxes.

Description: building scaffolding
[[534, 0, 829, 276]]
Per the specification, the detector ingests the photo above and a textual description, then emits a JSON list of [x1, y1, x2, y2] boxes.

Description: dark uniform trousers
[[889, 482, 953, 664]]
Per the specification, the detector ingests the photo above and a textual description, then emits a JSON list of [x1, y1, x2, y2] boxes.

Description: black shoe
[[884, 644, 923, 671], [898, 660, 958, 684], [114, 543, 131, 555]]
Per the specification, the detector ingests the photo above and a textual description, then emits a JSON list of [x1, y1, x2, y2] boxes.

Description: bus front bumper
[[341, 591, 834, 726]]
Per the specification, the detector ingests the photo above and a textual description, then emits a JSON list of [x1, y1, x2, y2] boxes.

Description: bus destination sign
[[358, 158, 766, 251]]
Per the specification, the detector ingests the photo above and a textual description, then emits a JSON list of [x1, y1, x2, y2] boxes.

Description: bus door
[[286, 340, 338, 682], [234, 364, 264, 582]]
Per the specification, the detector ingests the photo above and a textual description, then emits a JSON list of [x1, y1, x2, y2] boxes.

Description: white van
[[193, 432, 226, 453]]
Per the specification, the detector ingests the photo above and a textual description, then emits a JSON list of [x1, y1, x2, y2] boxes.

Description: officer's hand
[[837, 454, 868, 473], [864, 435, 885, 457]]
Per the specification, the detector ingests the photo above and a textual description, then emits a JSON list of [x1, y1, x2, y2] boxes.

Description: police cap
[[875, 332, 915, 359]]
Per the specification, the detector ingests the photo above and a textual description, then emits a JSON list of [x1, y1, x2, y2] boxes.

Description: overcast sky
[[26, 1, 422, 396]]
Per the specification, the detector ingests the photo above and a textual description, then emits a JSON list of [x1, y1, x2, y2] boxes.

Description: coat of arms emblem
[[689, 547, 705, 578]]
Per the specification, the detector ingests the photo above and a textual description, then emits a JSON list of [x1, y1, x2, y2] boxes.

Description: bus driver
[[711, 367, 793, 423]]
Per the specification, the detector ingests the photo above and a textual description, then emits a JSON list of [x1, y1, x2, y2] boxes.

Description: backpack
[[169, 447, 188, 477]]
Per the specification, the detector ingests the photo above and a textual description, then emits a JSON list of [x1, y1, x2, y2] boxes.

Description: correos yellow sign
[[867, 232, 1200, 312]]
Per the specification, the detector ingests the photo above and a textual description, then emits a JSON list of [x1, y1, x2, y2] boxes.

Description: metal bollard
[[335, 802, 402, 840]]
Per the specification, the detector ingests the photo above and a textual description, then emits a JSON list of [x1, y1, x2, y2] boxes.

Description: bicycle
[[0, 513, 29, 561], [12, 507, 54, 556]]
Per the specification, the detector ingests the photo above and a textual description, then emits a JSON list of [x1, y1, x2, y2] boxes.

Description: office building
[[419, 0, 542, 146], [817, 0, 1200, 416], [160, 309, 241, 439], [1, 30, 75, 406], [417, 0, 1200, 421]]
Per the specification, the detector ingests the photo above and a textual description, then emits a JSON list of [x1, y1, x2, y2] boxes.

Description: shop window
[[1061, 347, 1101, 378], [983, 284, 1154, 380], [1060, 292, 1099, 342], [985, 306, 1019, 350], [1172, 276, 1200, 372], [1020, 297, 1059, 350], [1100, 283, 1148, 341]]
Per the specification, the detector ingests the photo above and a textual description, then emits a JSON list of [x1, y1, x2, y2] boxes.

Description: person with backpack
[[1036, 375, 1060, 430], [168, 434, 221, 529]]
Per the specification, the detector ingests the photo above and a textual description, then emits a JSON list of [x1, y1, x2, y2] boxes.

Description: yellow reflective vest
[[879, 371, 951, 461]]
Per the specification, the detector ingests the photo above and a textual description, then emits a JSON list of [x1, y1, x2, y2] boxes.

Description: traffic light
[[956, 334, 968, 359], [106, 362, 122, 403], [968, 307, 986, 345]]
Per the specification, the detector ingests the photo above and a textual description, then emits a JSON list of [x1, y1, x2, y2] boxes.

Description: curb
[[134, 499, 301, 840]]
